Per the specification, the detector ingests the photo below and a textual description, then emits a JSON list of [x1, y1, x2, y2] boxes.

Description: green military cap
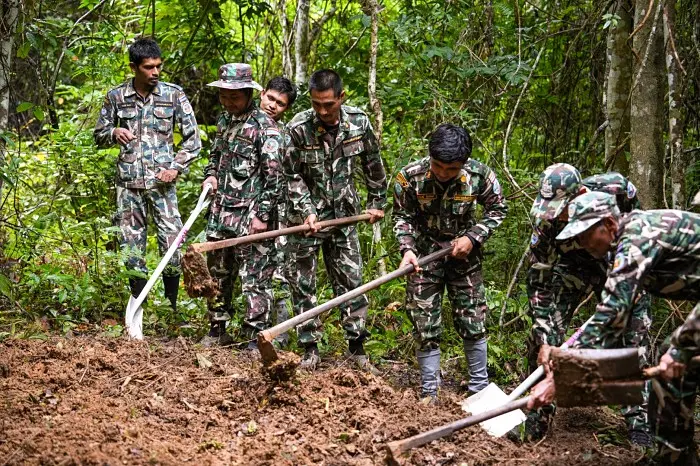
[[207, 63, 262, 91], [556, 191, 621, 240], [530, 163, 582, 220]]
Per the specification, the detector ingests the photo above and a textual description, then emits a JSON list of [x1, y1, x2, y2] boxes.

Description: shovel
[[124, 183, 212, 339], [385, 396, 532, 464], [257, 247, 454, 366], [182, 214, 373, 298], [549, 347, 700, 408], [461, 313, 597, 437]]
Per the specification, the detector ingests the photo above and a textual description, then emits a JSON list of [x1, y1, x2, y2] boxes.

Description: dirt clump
[[182, 246, 218, 298], [0, 336, 649, 465], [262, 350, 301, 383]]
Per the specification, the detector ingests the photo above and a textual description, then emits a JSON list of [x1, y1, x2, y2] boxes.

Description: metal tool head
[[460, 383, 526, 437], [257, 330, 279, 365], [549, 347, 645, 407]]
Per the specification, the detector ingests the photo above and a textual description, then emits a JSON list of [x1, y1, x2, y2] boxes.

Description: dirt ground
[[0, 335, 651, 465]]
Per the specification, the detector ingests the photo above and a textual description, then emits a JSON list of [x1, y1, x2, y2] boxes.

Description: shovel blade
[[257, 330, 278, 365], [460, 383, 526, 437], [125, 297, 144, 340]]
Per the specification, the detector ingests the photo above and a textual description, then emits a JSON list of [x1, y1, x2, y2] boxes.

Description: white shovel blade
[[460, 383, 526, 437], [125, 296, 144, 340]]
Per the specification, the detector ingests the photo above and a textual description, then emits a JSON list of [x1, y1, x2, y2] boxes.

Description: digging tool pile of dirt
[[182, 247, 219, 299], [1, 336, 645, 465]]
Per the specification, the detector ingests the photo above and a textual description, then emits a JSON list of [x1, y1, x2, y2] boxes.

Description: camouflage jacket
[[669, 305, 700, 363], [528, 173, 640, 299], [204, 105, 283, 238], [283, 105, 387, 223], [579, 209, 700, 349], [94, 80, 201, 189], [393, 157, 507, 256]]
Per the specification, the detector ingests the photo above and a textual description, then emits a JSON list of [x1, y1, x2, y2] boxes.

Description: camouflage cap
[[556, 191, 621, 240], [207, 63, 262, 91], [530, 163, 582, 220]]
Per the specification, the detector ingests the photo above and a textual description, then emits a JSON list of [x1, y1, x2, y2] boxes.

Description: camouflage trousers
[[114, 185, 182, 277], [525, 264, 652, 434], [649, 323, 699, 463], [207, 239, 276, 340], [405, 252, 488, 351], [287, 225, 368, 345]]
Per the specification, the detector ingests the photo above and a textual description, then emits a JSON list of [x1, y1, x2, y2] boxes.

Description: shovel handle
[[385, 397, 530, 460], [259, 247, 452, 344], [190, 214, 372, 253]]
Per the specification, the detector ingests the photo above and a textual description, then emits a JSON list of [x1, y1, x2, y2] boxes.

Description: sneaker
[[629, 429, 653, 448], [199, 332, 234, 348], [300, 344, 320, 371]]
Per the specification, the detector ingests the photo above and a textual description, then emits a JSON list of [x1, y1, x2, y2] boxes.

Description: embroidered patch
[[531, 233, 539, 246], [626, 181, 637, 200], [101, 108, 107, 117], [612, 252, 626, 272], [396, 172, 409, 188], [154, 101, 173, 107], [262, 138, 279, 154], [182, 102, 193, 114], [302, 145, 322, 150], [460, 175, 467, 183], [235, 135, 253, 144], [343, 135, 363, 145], [492, 178, 502, 195], [453, 194, 476, 202], [417, 193, 436, 201]]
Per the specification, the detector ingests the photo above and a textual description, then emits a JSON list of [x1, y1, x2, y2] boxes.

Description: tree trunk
[[364, 0, 386, 277], [0, 0, 19, 197], [279, 0, 293, 79], [664, 0, 686, 208], [629, 0, 665, 208], [604, 0, 633, 174], [294, 0, 310, 86]]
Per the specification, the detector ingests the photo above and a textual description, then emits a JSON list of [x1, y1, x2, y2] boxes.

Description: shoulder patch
[[612, 252, 626, 272], [262, 138, 280, 154], [626, 181, 637, 200], [531, 232, 539, 247], [396, 172, 409, 188]]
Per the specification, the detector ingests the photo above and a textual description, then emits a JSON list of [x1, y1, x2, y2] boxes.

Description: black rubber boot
[[129, 278, 147, 299], [163, 275, 180, 312]]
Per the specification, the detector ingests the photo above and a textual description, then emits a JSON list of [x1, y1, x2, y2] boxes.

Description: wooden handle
[[643, 355, 700, 378], [385, 397, 530, 461], [191, 214, 372, 253]]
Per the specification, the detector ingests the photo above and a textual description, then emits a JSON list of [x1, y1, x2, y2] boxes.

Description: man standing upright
[[393, 123, 507, 401], [200, 64, 284, 347], [260, 76, 297, 347], [284, 69, 387, 370], [94, 38, 201, 323]]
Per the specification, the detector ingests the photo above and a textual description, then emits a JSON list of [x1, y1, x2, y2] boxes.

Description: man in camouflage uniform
[[94, 38, 201, 322], [284, 69, 387, 370], [524, 163, 651, 444], [529, 191, 700, 462], [393, 124, 507, 400], [260, 77, 297, 347], [200, 64, 283, 347]]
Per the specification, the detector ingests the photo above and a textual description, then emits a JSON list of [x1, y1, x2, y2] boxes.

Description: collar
[[313, 106, 350, 136], [228, 104, 256, 125], [125, 79, 162, 98]]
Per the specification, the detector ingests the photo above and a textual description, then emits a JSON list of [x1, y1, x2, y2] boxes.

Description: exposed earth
[[0, 335, 658, 465]]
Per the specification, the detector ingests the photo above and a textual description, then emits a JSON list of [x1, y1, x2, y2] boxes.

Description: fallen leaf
[[196, 353, 213, 369]]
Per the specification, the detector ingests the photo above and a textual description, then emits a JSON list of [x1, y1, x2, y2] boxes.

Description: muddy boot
[[628, 429, 653, 448], [463, 336, 488, 394], [300, 343, 320, 371], [163, 274, 189, 328], [347, 340, 380, 375], [199, 321, 233, 347], [273, 298, 290, 348], [416, 348, 441, 402], [129, 278, 147, 300]]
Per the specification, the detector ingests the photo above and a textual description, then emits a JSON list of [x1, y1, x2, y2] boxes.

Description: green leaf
[[33, 107, 45, 121], [16, 42, 31, 59], [0, 273, 12, 298], [16, 102, 33, 112]]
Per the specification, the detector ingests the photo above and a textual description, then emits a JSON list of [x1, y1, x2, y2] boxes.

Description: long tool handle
[[507, 313, 597, 401], [125, 184, 212, 339], [385, 397, 530, 460], [643, 355, 700, 378], [260, 247, 452, 342], [190, 214, 372, 253]]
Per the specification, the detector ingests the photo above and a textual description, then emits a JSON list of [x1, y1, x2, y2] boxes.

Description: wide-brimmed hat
[[556, 191, 620, 241], [207, 63, 262, 91], [530, 163, 583, 221]]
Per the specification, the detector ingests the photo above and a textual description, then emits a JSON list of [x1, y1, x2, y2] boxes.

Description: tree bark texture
[[604, 0, 633, 174], [664, 0, 686, 208], [279, 0, 293, 79], [629, 0, 665, 208], [0, 0, 19, 132], [294, 0, 310, 86]]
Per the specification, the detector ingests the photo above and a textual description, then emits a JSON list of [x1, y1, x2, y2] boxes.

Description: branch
[[309, 0, 337, 46], [630, 0, 663, 93], [629, 0, 655, 40], [499, 241, 530, 327], [662, 5, 686, 75]]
